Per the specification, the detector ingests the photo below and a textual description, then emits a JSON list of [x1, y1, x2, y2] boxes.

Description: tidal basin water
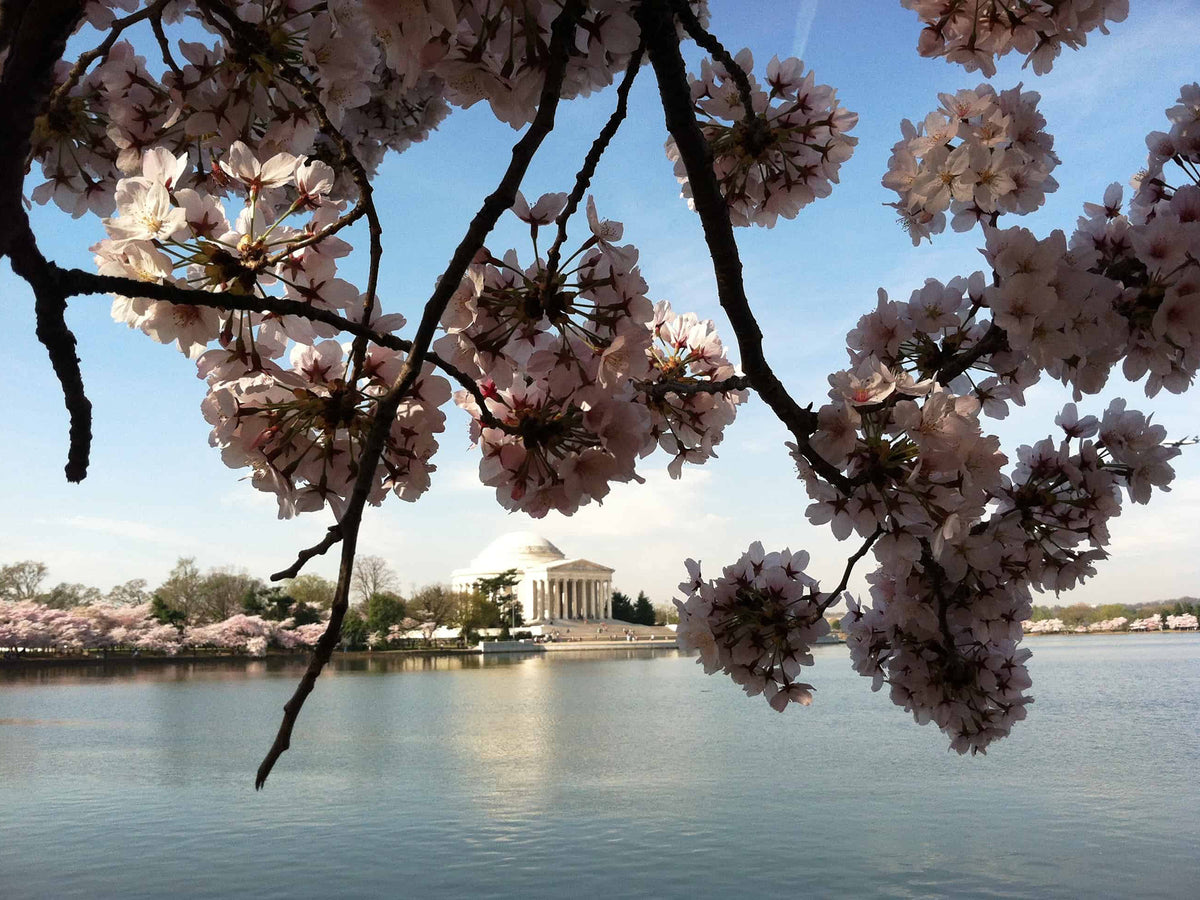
[[1, 636, 1197, 899]]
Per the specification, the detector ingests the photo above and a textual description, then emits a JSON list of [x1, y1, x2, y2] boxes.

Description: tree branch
[[636, 0, 850, 494], [271, 525, 343, 582], [52, 266, 507, 429], [0, 0, 90, 480], [820, 526, 884, 612], [254, 0, 587, 789], [545, 42, 643, 278], [10, 222, 92, 481], [640, 374, 750, 398], [670, 0, 756, 124]]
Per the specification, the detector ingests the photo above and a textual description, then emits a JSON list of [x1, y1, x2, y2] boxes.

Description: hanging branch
[[254, 0, 588, 790], [635, 0, 851, 495], [0, 0, 90, 479]]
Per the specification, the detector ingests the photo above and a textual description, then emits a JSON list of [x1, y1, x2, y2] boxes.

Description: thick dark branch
[[9, 223, 92, 481], [641, 374, 750, 398], [0, 0, 85, 256], [0, 0, 90, 480], [271, 525, 343, 582], [254, 0, 586, 790], [636, 1, 850, 494], [936, 322, 1006, 386], [545, 42, 643, 277]]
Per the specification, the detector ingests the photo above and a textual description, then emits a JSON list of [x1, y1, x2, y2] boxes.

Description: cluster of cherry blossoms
[[677, 87, 1196, 753], [675, 543, 830, 711], [883, 84, 1059, 242], [668, 50, 858, 227], [0, 601, 327, 656], [442, 195, 744, 516], [92, 141, 451, 517], [32, 0, 711, 217], [901, 0, 1129, 76], [1135, 83, 1200, 215], [14, 0, 1197, 770]]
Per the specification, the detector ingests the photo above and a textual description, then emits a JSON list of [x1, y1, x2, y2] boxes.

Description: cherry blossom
[[668, 49, 858, 227]]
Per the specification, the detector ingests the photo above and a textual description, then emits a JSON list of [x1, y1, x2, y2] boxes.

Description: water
[[1, 636, 1197, 899]]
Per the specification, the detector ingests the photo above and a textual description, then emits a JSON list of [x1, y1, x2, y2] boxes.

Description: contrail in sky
[[792, 0, 819, 60]]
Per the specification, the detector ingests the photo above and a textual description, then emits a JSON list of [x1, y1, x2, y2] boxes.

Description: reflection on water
[[0, 647, 685, 685], [0, 637, 1197, 900]]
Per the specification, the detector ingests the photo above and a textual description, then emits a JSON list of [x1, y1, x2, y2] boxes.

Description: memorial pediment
[[541, 558, 615, 574]]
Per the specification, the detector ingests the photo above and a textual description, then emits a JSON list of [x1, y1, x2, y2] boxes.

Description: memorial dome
[[469, 531, 566, 573]]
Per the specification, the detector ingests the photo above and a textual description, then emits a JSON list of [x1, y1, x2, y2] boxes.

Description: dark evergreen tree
[[610, 591, 635, 623], [633, 591, 656, 626]]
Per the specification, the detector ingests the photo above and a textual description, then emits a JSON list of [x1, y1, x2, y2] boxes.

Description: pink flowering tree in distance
[[1, 0, 1195, 785]]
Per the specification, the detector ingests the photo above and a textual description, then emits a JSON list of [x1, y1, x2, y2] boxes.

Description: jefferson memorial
[[451, 532, 615, 621]]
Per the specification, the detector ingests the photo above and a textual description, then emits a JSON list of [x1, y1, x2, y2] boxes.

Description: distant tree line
[[1030, 598, 1200, 629], [3, 557, 689, 653]]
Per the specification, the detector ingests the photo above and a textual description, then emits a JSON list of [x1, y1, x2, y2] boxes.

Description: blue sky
[[4, 0, 1199, 608]]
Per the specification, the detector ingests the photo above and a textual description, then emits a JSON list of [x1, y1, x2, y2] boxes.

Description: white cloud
[[50, 515, 194, 547]]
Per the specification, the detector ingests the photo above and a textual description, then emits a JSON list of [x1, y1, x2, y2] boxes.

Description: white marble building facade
[[451, 532, 614, 621]]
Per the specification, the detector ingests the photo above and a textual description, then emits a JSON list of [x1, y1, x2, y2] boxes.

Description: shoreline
[[2, 629, 1193, 670]]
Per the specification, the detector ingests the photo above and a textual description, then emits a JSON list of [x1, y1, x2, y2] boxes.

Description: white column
[[532, 580, 540, 620], [588, 579, 595, 618], [604, 581, 611, 618], [557, 579, 564, 619]]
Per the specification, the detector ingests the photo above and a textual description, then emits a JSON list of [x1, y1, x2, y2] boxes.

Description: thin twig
[[545, 42, 644, 278], [46, 0, 171, 113], [819, 526, 884, 612], [151, 11, 183, 78]]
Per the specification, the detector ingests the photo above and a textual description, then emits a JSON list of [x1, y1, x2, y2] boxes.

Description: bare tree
[[0, 561, 48, 601], [351, 556, 399, 606]]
